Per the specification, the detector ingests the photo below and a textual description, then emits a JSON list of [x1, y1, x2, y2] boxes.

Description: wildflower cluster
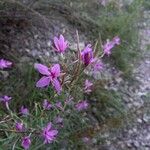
[[0, 33, 120, 149]]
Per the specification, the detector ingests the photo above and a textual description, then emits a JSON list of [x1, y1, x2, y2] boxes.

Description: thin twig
[[0, 118, 12, 124], [12, 137, 20, 150], [0, 128, 39, 134], [70, 30, 81, 85]]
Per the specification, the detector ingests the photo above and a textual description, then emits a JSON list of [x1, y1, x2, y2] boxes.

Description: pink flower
[[65, 96, 73, 105], [54, 116, 63, 124], [54, 116, 63, 127], [84, 80, 93, 94], [21, 136, 31, 150], [113, 36, 121, 45], [42, 122, 58, 144], [81, 44, 94, 66], [102, 40, 115, 56], [99, 0, 107, 6], [75, 100, 89, 111], [0, 59, 12, 69], [0, 95, 12, 108], [54, 34, 68, 53], [20, 106, 29, 116], [0, 95, 12, 103], [15, 122, 24, 131], [55, 102, 64, 111], [43, 99, 52, 110], [34, 63, 62, 94], [103, 36, 120, 56], [92, 58, 103, 74], [82, 137, 90, 143]]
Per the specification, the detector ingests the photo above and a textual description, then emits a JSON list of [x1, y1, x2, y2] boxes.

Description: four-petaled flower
[[81, 44, 94, 66], [84, 79, 93, 94], [42, 122, 58, 144], [43, 99, 52, 110], [0, 59, 12, 69], [34, 63, 62, 94], [21, 136, 31, 150], [54, 34, 68, 53], [20, 106, 29, 116], [15, 122, 24, 131], [75, 100, 89, 111]]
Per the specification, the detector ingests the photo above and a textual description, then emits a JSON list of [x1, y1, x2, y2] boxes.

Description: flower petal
[[113, 36, 120, 45], [51, 64, 61, 77], [36, 76, 50, 88], [52, 79, 62, 94], [49, 130, 58, 136], [59, 34, 65, 50], [46, 123, 52, 130], [34, 63, 50, 75], [54, 37, 60, 52]]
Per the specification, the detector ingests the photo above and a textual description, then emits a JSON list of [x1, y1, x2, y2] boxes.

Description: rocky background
[[0, 0, 149, 150]]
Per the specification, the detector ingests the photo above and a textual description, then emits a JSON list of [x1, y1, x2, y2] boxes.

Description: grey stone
[[133, 141, 140, 148]]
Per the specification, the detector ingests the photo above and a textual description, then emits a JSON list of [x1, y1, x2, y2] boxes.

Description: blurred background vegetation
[[0, 0, 144, 76], [0, 0, 148, 149]]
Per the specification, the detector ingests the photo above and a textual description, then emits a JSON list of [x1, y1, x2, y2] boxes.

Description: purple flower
[[75, 100, 89, 111], [42, 122, 58, 144], [99, 0, 107, 6], [20, 106, 29, 116], [55, 102, 64, 111], [92, 58, 103, 74], [81, 44, 94, 66], [43, 99, 52, 110], [84, 80, 93, 94], [102, 40, 115, 56], [34, 63, 62, 94], [0, 95, 12, 108], [54, 116, 63, 127], [113, 36, 121, 45], [82, 137, 90, 143], [65, 96, 73, 105], [21, 136, 31, 150], [15, 122, 24, 131], [55, 116, 63, 124], [0, 95, 12, 103], [0, 59, 12, 69], [103, 36, 120, 56], [54, 34, 68, 53]]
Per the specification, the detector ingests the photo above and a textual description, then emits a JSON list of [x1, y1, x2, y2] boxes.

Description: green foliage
[[50, 0, 142, 76], [90, 83, 125, 123], [91, 1, 141, 76], [0, 0, 144, 149], [143, 0, 150, 9], [0, 0, 142, 76], [0, 65, 40, 109], [35, 0, 141, 76], [0, 63, 126, 149]]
